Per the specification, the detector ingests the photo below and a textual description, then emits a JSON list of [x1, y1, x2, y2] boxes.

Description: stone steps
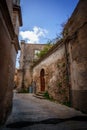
[[33, 91, 46, 99]]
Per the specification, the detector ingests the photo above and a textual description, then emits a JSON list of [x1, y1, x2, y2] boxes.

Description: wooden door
[[40, 69, 45, 91]]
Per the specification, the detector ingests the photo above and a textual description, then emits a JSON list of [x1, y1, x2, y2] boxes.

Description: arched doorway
[[40, 69, 45, 91]]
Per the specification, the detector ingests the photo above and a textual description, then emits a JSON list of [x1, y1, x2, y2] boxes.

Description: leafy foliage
[[18, 88, 29, 93], [43, 91, 53, 101], [34, 21, 68, 60], [36, 42, 53, 58], [43, 91, 50, 99]]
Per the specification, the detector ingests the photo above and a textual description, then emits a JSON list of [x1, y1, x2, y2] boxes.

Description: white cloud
[[19, 26, 48, 43]]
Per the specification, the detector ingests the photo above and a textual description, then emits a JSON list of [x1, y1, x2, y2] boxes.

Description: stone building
[[17, 0, 87, 113], [63, 0, 87, 113], [33, 0, 87, 113], [16, 41, 46, 91], [0, 0, 22, 125], [33, 41, 69, 103]]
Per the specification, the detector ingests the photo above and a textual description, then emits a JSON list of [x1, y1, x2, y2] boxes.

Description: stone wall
[[13, 3, 22, 35], [0, 13, 12, 124], [14, 69, 23, 90], [32, 0, 87, 112], [0, 0, 22, 125], [33, 42, 69, 103], [6, 0, 13, 20], [18, 42, 46, 90], [63, 0, 87, 113], [17, 0, 87, 113]]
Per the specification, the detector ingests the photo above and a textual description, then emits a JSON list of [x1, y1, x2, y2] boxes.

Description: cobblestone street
[[1, 93, 87, 130]]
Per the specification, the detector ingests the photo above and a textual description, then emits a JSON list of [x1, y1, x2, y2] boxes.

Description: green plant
[[18, 88, 29, 93], [43, 91, 53, 101], [62, 62, 65, 67], [43, 91, 50, 99], [57, 81, 62, 88], [36, 43, 53, 58]]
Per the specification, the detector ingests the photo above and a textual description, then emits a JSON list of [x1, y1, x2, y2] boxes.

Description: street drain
[[6, 116, 87, 128]]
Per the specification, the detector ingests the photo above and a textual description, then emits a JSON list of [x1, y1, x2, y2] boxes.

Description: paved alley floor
[[1, 93, 87, 130]]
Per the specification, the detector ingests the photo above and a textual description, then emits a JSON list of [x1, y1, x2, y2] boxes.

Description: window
[[34, 50, 40, 59]]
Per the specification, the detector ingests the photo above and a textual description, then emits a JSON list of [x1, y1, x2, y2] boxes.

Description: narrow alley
[[0, 0, 87, 129], [1, 92, 87, 130]]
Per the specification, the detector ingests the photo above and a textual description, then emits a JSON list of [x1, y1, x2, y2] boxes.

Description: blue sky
[[17, 0, 79, 68], [19, 0, 79, 44]]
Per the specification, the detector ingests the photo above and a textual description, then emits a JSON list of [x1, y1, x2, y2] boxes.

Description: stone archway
[[40, 69, 45, 91]]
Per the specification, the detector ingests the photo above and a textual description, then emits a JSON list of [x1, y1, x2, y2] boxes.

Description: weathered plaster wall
[[15, 69, 23, 90], [0, 13, 17, 124], [64, 0, 87, 113], [18, 42, 46, 89], [33, 0, 87, 112], [17, 0, 87, 113], [0, 0, 22, 125], [33, 43, 69, 103], [0, 13, 12, 124], [13, 12, 20, 35], [67, 24, 87, 113], [6, 0, 13, 20]]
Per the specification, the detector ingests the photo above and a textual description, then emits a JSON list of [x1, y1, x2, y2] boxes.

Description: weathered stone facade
[[32, 0, 87, 113], [0, 0, 22, 125], [63, 0, 87, 113], [17, 0, 87, 113], [17, 42, 46, 90], [33, 42, 69, 103]]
